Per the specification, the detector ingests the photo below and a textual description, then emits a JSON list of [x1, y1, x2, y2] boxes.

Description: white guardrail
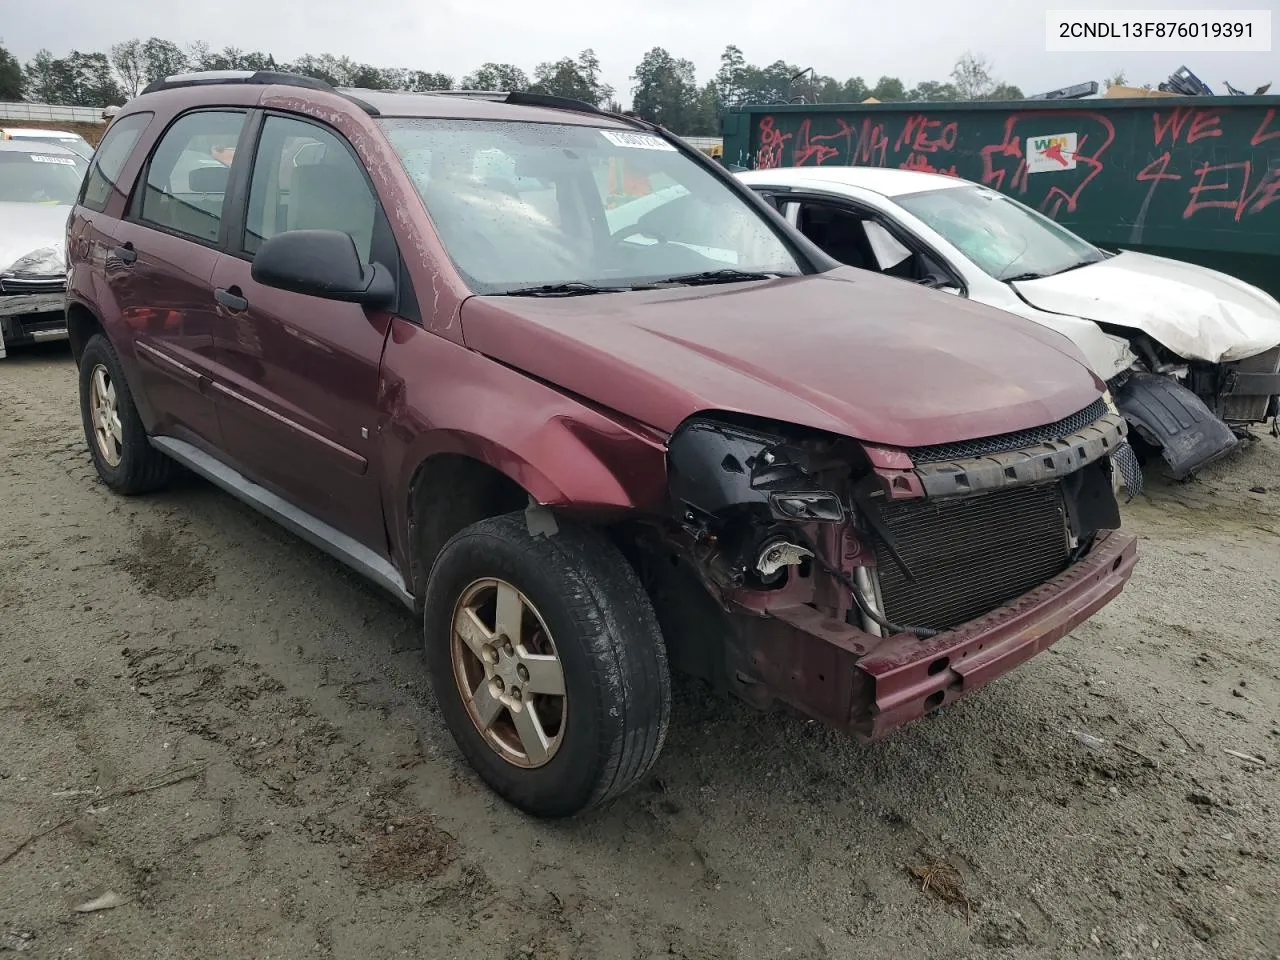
[[0, 101, 107, 123]]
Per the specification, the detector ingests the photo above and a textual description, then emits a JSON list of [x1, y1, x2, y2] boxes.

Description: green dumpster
[[722, 97, 1280, 298]]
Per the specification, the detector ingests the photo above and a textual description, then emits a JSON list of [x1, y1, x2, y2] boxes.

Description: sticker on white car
[[30, 155, 78, 166]]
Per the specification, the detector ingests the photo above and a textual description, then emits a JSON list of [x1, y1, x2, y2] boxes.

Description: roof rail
[[139, 70, 380, 116], [422, 90, 508, 100], [504, 91, 604, 115], [421, 88, 657, 132], [140, 70, 330, 96]]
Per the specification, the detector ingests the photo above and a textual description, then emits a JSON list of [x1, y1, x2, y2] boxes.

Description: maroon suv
[[66, 71, 1138, 817]]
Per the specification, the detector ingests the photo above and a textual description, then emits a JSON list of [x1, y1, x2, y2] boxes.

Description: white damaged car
[[0, 141, 84, 359], [735, 166, 1280, 480]]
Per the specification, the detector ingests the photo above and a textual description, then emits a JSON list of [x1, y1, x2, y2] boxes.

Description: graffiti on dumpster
[[755, 113, 961, 176], [1131, 105, 1280, 237], [749, 105, 1277, 238], [979, 112, 1114, 217], [1252, 108, 1279, 146]]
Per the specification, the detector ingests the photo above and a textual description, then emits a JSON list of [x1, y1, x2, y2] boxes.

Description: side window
[[243, 115, 376, 261], [136, 110, 246, 244], [80, 112, 153, 213], [795, 202, 882, 272]]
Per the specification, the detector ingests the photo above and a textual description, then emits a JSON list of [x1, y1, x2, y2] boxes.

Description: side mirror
[[251, 229, 394, 307]]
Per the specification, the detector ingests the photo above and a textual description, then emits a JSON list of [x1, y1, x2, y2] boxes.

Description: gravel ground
[[2, 343, 1278, 960]]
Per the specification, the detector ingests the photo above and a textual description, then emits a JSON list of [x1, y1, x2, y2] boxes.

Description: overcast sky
[[4, 0, 1276, 103]]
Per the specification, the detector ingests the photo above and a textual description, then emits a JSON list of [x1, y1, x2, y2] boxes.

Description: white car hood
[[0, 201, 71, 274], [1012, 251, 1280, 365]]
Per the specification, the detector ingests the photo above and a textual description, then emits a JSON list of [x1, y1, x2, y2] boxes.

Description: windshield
[[0, 150, 88, 204], [379, 118, 802, 293], [896, 184, 1103, 281]]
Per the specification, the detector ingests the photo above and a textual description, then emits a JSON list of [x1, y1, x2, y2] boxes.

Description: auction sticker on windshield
[[1026, 133, 1078, 174], [30, 155, 78, 165], [600, 130, 677, 151]]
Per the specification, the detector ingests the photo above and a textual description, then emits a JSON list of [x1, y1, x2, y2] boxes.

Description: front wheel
[[423, 512, 671, 817]]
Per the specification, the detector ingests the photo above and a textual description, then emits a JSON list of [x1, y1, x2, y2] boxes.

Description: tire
[[423, 511, 671, 817], [78, 333, 174, 495]]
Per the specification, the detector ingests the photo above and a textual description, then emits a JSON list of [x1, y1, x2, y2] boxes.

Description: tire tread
[[424, 512, 670, 816]]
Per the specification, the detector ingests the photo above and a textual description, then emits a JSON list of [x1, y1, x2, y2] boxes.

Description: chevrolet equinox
[[66, 71, 1138, 817]]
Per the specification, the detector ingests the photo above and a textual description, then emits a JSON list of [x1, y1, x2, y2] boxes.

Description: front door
[[208, 112, 394, 550], [108, 108, 250, 450]]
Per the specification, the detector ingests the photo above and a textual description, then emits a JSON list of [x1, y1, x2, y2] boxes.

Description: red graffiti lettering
[[1152, 108, 1192, 145], [855, 118, 889, 167], [894, 115, 959, 154], [1187, 111, 1223, 143], [755, 116, 791, 170], [1183, 161, 1280, 221], [980, 134, 1022, 190], [1252, 108, 1280, 146], [1152, 107, 1222, 146], [899, 152, 958, 176], [1136, 152, 1182, 185], [792, 117, 854, 166], [1132, 152, 1183, 235], [894, 117, 920, 153], [1243, 167, 1280, 216], [1184, 161, 1251, 220]]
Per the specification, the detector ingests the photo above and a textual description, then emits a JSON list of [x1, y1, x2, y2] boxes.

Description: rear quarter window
[[80, 112, 153, 214]]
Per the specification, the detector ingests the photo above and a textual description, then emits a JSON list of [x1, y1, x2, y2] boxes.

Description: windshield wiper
[[655, 268, 779, 286], [1005, 257, 1104, 283], [1055, 256, 1104, 275], [499, 282, 633, 297]]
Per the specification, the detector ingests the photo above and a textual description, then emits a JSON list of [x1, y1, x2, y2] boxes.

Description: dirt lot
[[2, 343, 1277, 960]]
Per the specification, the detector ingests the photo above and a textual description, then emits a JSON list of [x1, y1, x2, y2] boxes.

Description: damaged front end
[[645, 402, 1138, 740], [1109, 337, 1280, 479]]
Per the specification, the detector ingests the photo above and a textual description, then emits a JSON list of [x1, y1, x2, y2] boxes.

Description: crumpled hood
[[0, 201, 70, 275], [460, 268, 1103, 449], [1012, 250, 1280, 365]]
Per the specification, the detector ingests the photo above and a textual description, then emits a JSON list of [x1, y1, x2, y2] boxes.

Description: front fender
[[378, 321, 670, 573]]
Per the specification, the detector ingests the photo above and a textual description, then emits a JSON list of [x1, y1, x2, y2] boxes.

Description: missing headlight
[[667, 416, 850, 590], [667, 418, 844, 523]]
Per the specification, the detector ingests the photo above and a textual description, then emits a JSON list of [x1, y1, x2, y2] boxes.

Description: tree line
[[1, 37, 1029, 135]]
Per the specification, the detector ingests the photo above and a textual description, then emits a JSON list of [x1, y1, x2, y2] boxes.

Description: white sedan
[[1, 141, 85, 358], [735, 166, 1280, 479]]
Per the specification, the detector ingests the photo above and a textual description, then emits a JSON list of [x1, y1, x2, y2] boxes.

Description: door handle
[[113, 241, 136, 264], [214, 286, 248, 312]]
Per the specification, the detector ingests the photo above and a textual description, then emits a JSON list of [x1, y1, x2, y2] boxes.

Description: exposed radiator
[[871, 482, 1070, 632]]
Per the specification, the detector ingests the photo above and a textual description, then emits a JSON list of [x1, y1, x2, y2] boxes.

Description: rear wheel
[[78, 333, 174, 494], [423, 512, 670, 817]]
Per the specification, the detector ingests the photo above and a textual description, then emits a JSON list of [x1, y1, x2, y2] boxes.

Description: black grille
[[908, 398, 1108, 464], [873, 482, 1069, 632], [0, 276, 66, 295]]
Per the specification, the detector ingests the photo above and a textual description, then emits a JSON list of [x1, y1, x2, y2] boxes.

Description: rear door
[[107, 108, 250, 449], [207, 112, 396, 549]]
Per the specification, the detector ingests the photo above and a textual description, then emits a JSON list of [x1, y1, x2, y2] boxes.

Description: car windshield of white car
[[380, 118, 802, 295], [0, 151, 88, 205], [897, 184, 1103, 282]]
